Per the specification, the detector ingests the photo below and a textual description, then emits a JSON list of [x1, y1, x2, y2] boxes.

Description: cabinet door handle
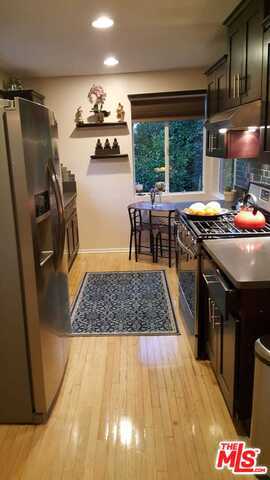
[[208, 298, 221, 328], [233, 75, 236, 99], [211, 300, 215, 328], [208, 298, 213, 325], [237, 73, 240, 98], [211, 134, 214, 152], [213, 134, 216, 151]]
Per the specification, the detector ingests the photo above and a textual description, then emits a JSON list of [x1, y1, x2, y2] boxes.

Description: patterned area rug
[[71, 271, 179, 336]]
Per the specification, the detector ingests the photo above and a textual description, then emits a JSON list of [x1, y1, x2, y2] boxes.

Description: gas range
[[176, 181, 270, 242], [175, 181, 270, 360], [178, 211, 270, 240]]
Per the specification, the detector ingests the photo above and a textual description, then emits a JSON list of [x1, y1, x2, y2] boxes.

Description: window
[[133, 119, 204, 193]]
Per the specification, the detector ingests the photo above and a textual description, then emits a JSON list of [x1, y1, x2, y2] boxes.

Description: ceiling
[[0, 0, 239, 78]]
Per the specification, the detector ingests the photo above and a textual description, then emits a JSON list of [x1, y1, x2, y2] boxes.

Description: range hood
[[205, 100, 262, 131]]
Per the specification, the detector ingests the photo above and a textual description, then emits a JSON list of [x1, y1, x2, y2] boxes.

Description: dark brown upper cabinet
[[206, 129, 227, 158], [206, 128, 260, 159], [226, 22, 244, 108], [224, 0, 265, 109], [260, 17, 270, 161], [205, 55, 227, 118]]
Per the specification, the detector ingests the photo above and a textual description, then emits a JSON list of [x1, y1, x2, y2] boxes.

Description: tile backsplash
[[250, 163, 270, 185], [235, 159, 270, 190]]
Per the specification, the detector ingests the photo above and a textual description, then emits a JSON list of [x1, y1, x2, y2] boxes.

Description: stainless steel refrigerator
[[0, 97, 71, 423]]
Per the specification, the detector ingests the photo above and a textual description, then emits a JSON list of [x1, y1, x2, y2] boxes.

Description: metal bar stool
[[128, 207, 161, 262], [150, 210, 175, 267]]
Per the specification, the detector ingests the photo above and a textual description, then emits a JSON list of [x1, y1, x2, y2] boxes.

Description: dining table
[[128, 201, 180, 267]]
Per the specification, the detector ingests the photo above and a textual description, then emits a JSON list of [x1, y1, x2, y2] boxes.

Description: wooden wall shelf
[[91, 154, 128, 160], [76, 122, 127, 129]]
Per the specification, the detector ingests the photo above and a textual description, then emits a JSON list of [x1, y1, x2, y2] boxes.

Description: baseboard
[[79, 248, 130, 254]]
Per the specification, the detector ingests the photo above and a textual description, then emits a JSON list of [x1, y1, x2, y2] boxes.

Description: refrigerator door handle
[[55, 175, 66, 265], [48, 160, 65, 268]]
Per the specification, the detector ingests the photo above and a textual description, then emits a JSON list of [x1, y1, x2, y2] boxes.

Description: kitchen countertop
[[203, 237, 270, 289], [63, 192, 77, 208]]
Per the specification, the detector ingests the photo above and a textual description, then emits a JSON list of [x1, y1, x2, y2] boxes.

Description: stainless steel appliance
[[175, 181, 270, 358], [251, 336, 270, 471], [175, 221, 200, 356], [0, 98, 71, 423]]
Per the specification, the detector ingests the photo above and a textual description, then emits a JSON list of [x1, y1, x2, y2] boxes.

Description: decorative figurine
[[95, 139, 104, 156], [116, 102, 125, 122], [112, 138, 120, 154], [75, 106, 84, 125], [88, 84, 110, 123], [103, 138, 112, 155]]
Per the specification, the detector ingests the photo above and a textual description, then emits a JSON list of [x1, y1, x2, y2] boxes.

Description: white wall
[[25, 69, 219, 251], [0, 70, 8, 88]]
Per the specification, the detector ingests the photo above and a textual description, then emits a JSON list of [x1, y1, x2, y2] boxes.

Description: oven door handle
[[176, 231, 195, 258]]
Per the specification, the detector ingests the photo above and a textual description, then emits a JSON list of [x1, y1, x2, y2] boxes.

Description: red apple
[[234, 208, 266, 230]]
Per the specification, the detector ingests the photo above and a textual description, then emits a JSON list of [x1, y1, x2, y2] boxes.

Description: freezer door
[[0, 107, 34, 423], [4, 98, 71, 417]]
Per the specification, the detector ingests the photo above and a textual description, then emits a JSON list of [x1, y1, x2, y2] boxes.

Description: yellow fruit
[[189, 202, 205, 214], [206, 201, 221, 211], [205, 208, 215, 215]]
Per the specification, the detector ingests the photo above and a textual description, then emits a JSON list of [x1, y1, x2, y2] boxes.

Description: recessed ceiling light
[[104, 56, 119, 66], [92, 16, 114, 29]]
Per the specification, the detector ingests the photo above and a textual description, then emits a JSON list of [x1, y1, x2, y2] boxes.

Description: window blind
[[128, 90, 206, 121]]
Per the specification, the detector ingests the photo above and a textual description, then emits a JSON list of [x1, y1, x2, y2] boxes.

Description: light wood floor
[[0, 253, 255, 479]]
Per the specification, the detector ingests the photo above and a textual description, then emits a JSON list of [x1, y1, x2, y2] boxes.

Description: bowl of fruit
[[183, 201, 229, 219]]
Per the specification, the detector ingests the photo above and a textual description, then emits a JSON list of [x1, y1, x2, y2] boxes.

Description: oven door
[[176, 225, 199, 357]]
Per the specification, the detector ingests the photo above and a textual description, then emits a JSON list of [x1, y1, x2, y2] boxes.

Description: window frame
[[132, 118, 205, 195]]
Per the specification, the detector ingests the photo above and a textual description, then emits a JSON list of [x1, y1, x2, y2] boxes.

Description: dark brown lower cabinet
[[201, 250, 270, 435], [205, 286, 237, 417], [65, 198, 79, 271]]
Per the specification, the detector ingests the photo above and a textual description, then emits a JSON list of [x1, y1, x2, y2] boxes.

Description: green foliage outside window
[[133, 119, 203, 193], [133, 122, 165, 192]]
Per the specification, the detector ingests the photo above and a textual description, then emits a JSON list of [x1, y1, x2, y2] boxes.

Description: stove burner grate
[[188, 213, 270, 237]]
